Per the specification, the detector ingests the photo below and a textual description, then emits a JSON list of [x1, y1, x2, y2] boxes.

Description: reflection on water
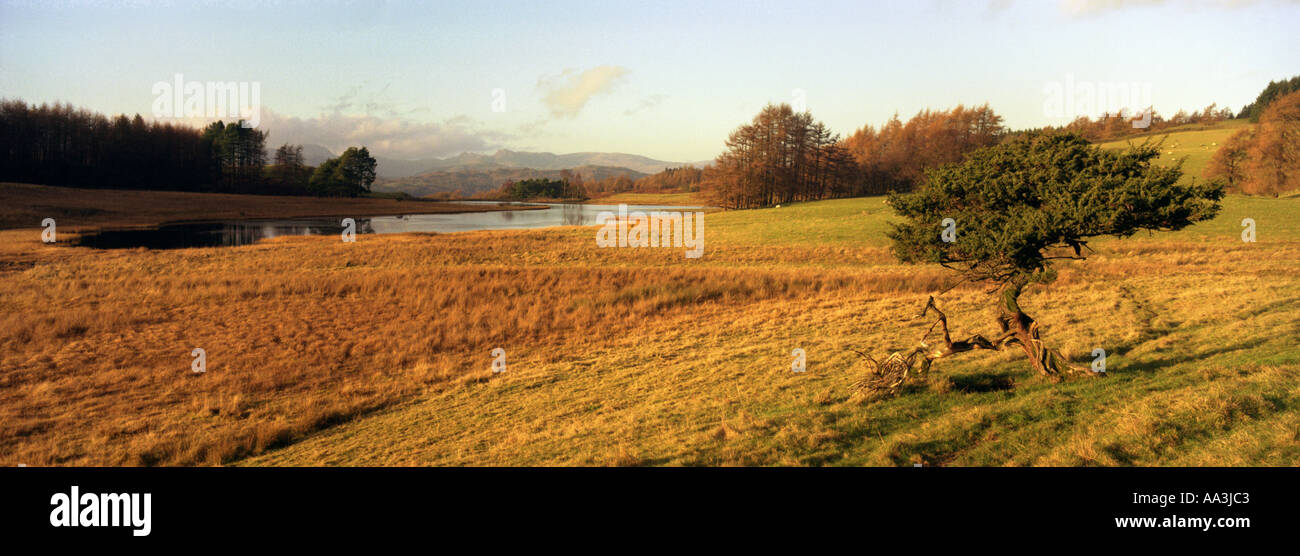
[[75, 203, 702, 249]]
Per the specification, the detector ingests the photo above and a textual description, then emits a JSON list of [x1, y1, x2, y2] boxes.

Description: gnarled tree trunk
[[853, 290, 1102, 397], [995, 277, 1083, 378]]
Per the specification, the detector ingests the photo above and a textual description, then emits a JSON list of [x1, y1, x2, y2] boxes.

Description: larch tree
[[707, 103, 857, 209], [1204, 126, 1256, 191], [841, 104, 1005, 195], [1207, 90, 1300, 196], [1244, 90, 1300, 195]]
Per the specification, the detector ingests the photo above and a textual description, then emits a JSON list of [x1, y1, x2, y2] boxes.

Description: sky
[[0, 0, 1296, 162]]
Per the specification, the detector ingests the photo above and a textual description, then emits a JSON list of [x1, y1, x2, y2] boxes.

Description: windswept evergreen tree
[[886, 132, 1223, 377]]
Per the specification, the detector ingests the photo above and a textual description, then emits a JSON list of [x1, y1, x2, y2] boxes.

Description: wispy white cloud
[[537, 65, 629, 119], [148, 82, 510, 159]]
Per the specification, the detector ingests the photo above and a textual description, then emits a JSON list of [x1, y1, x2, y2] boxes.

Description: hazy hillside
[[373, 156, 446, 178], [372, 164, 650, 197], [375, 150, 692, 178], [278, 145, 702, 179], [427, 150, 686, 175]]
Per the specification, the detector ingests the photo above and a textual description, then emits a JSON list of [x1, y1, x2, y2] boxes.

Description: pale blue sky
[[1, 0, 1296, 161]]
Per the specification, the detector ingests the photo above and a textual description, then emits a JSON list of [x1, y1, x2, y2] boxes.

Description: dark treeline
[[495, 171, 589, 200], [308, 146, 378, 197], [0, 99, 375, 197], [1238, 75, 1300, 122], [1, 100, 215, 191], [202, 120, 267, 193]]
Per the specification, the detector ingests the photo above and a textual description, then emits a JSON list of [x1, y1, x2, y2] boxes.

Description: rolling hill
[[1097, 119, 1253, 184]]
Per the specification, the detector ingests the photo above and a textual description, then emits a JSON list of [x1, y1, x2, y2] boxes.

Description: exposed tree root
[[852, 294, 1103, 397]]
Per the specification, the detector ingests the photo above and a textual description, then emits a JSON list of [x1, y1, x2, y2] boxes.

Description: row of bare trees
[[631, 166, 704, 193], [841, 104, 1005, 194], [628, 96, 1295, 205], [0, 99, 374, 196], [591, 103, 1010, 208], [1050, 104, 1234, 143], [703, 104, 858, 209]]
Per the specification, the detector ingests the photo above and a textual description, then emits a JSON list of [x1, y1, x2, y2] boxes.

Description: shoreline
[[0, 182, 543, 232], [420, 192, 711, 207]]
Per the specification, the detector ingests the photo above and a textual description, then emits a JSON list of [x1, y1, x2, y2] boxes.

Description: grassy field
[[587, 191, 709, 206], [1098, 119, 1252, 184], [2, 179, 1297, 466]]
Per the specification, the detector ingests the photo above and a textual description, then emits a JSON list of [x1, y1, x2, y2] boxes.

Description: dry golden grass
[[0, 225, 947, 465], [1, 191, 1297, 466], [586, 191, 709, 206], [239, 251, 1300, 467]]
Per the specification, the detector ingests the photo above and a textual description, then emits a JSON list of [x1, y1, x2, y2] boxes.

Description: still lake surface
[[75, 202, 704, 249]]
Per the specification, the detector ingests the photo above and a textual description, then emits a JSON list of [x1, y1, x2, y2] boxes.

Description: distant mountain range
[[289, 145, 709, 179], [405, 150, 707, 176], [371, 164, 653, 197], [285, 145, 711, 197]]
